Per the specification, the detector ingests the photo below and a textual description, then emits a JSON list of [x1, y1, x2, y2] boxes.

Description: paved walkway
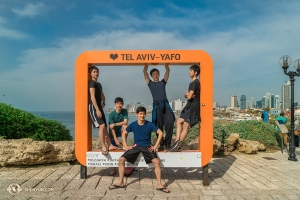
[[0, 148, 300, 200]]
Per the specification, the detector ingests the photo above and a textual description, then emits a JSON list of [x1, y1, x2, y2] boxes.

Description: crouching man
[[109, 106, 170, 193]]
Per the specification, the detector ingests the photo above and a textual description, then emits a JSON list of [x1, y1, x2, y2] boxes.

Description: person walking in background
[[168, 64, 201, 152], [275, 111, 288, 147], [294, 117, 299, 147], [143, 64, 175, 150], [261, 107, 270, 122], [88, 66, 118, 155], [108, 97, 128, 176]]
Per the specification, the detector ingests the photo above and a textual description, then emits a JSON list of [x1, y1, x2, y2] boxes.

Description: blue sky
[[1, 0, 300, 111]]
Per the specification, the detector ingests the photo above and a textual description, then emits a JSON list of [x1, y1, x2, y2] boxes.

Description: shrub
[[185, 124, 199, 144], [0, 102, 72, 141], [224, 120, 279, 148], [213, 121, 230, 145], [151, 120, 279, 149]]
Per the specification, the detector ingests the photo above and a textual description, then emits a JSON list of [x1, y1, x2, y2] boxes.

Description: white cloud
[[2, 1, 300, 110], [12, 3, 49, 18], [0, 16, 27, 39]]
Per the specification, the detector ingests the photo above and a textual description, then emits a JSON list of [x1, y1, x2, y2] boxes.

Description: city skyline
[[219, 84, 299, 110], [1, 1, 300, 111]]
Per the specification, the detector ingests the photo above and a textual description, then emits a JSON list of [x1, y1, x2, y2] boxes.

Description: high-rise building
[[271, 94, 275, 108], [275, 95, 280, 109], [265, 93, 271, 108], [250, 97, 254, 109], [213, 102, 218, 109], [240, 95, 246, 110], [262, 96, 266, 108], [246, 101, 251, 109], [172, 99, 182, 111], [231, 95, 238, 108], [282, 83, 290, 110], [256, 100, 262, 108]]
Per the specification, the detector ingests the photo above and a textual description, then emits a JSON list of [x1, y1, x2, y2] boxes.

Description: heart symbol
[[110, 54, 118, 60]]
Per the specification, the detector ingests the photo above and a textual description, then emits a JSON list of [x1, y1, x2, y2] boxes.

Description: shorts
[[110, 128, 122, 146], [121, 145, 158, 164], [88, 104, 107, 128], [179, 108, 191, 123]]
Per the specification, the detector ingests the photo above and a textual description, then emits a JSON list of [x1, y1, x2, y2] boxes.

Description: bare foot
[[109, 145, 119, 151]]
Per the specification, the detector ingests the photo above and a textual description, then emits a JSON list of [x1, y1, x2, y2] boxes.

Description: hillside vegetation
[[0, 102, 72, 141]]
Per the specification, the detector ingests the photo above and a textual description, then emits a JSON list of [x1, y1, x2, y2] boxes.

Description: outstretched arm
[[143, 64, 150, 84], [149, 129, 163, 152], [163, 64, 170, 82]]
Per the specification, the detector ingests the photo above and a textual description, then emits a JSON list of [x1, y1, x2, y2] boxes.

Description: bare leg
[[103, 127, 117, 150], [109, 157, 126, 189], [117, 158, 125, 184], [179, 122, 190, 141], [103, 128, 112, 147], [98, 124, 107, 150], [176, 118, 184, 141], [152, 158, 170, 192]]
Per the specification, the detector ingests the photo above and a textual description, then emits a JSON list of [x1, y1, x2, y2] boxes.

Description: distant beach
[[31, 111, 152, 140]]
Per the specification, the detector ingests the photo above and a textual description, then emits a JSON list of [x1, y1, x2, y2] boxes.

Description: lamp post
[[279, 55, 300, 161]]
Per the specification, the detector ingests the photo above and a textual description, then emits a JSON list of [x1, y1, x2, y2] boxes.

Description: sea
[[31, 111, 152, 140]]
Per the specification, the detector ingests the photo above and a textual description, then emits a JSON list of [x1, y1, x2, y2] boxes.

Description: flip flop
[[108, 171, 117, 176], [101, 149, 108, 155], [156, 187, 170, 193], [108, 184, 124, 190]]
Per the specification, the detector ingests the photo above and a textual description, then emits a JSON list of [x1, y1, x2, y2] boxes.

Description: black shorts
[[121, 146, 158, 164], [88, 104, 107, 128], [180, 108, 191, 123]]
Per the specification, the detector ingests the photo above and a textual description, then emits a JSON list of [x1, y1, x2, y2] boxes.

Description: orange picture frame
[[75, 50, 213, 167]]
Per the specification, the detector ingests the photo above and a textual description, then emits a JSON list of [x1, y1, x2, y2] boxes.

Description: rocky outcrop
[[238, 139, 266, 154], [221, 133, 266, 154], [224, 133, 240, 152], [0, 134, 268, 166], [213, 139, 222, 154], [0, 138, 75, 166], [172, 137, 222, 155]]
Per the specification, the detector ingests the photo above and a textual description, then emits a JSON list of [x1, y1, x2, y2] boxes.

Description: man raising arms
[[143, 64, 175, 150]]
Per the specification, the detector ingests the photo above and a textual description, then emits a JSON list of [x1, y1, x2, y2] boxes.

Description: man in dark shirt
[[143, 64, 175, 150], [88, 66, 118, 155], [168, 65, 200, 152], [109, 107, 170, 193]]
